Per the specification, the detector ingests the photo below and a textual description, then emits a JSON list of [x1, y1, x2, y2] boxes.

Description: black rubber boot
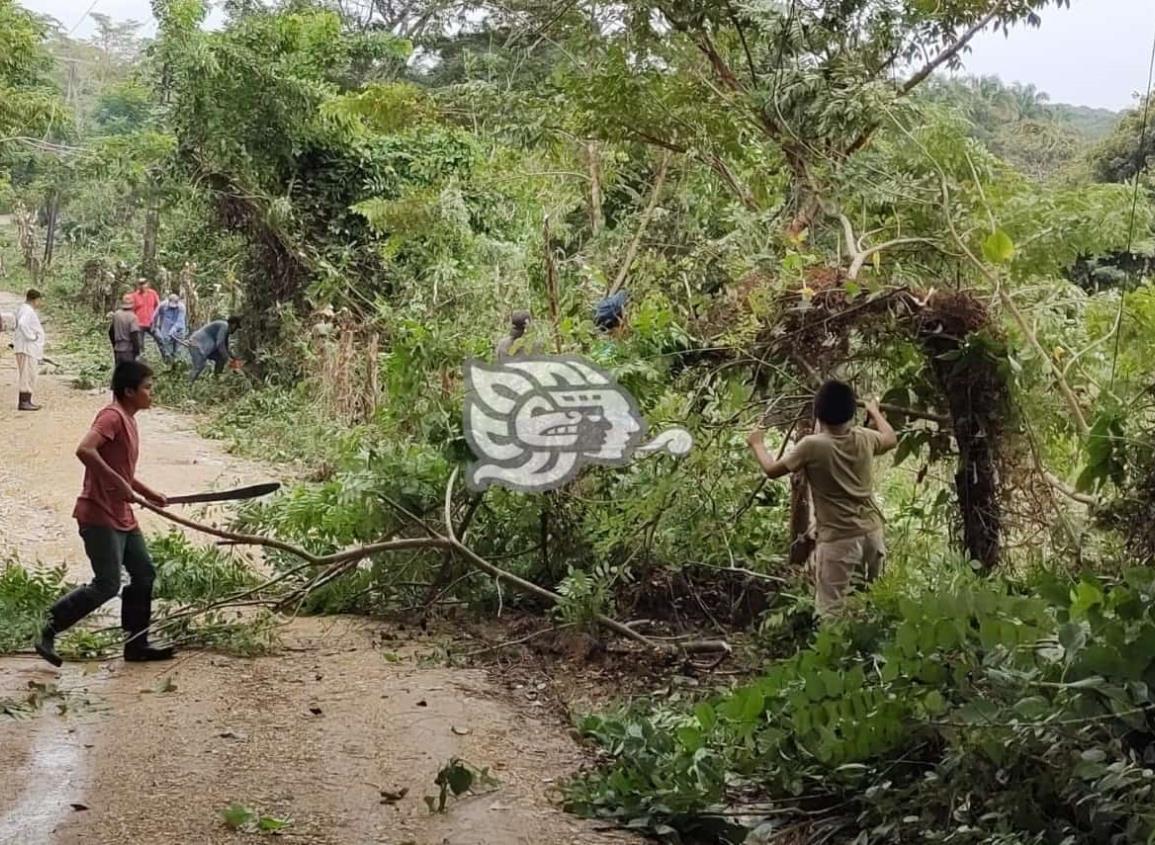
[[122, 581, 175, 663], [124, 643, 175, 662], [37, 582, 121, 667], [17, 392, 39, 411], [34, 624, 62, 667]]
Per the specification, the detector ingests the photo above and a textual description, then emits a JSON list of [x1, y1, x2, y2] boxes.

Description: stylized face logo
[[463, 356, 689, 493]]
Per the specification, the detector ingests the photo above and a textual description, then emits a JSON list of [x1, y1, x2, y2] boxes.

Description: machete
[[166, 482, 281, 505], [7, 343, 59, 367]]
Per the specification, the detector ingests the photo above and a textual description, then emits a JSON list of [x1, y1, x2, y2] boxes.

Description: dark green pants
[[48, 526, 156, 635]]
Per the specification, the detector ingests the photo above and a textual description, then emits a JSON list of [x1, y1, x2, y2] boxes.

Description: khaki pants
[[16, 353, 38, 395], [813, 529, 885, 615]]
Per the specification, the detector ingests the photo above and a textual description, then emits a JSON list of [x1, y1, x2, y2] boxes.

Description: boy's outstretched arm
[[747, 428, 792, 479], [864, 400, 898, 452]]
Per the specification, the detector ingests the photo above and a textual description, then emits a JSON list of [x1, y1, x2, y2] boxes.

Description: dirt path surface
[[0, 292, 632, 845]]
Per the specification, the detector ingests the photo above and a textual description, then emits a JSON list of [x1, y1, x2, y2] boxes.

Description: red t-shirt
[[130, 288, 160, 328], [73, 404, 140, 531]]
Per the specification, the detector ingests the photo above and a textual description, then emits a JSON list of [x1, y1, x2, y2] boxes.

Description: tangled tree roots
[[914, 291, 1006, 571], [1101, 456, 1155, 563]]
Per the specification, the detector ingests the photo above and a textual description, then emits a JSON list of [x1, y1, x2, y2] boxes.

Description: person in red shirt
[[129, 278, 161, 357], [35, 360, 175, 666]]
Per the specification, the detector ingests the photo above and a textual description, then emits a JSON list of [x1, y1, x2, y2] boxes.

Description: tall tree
[[557, 0, 1071, 231]]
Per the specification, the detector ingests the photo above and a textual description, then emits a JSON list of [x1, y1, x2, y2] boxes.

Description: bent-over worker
[[187, 316, 239, 383]]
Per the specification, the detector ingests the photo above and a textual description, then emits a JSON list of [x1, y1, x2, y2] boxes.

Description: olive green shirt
[[783, 427, 892, 542]]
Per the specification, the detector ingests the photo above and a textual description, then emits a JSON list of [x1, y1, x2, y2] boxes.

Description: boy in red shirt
[[36, 360, 175, 665]]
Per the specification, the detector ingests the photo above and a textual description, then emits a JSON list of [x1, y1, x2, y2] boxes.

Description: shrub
[[568, 564, 1155, 843]]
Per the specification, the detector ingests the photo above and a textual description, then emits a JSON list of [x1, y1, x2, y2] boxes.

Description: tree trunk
[[142, 203, 160, 277], [42, 192, 59, 271], [788, 474, 812, 562], [921, 333, 1003, 571], [786, 420, 815, 567], [584, 141, 604, 236]]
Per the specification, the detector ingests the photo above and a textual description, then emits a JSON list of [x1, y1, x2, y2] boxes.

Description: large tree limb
[[900, 2, 1009, 96], [844, 1, 1008, 158], [607, 151, 672, 296], [139, 478, 731, 656], [836, 212, 937, 280]]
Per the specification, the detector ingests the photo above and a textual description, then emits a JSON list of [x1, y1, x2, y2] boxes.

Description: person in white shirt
[[14, 288, 44, 412]]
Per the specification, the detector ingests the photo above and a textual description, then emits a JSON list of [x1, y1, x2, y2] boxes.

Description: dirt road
[[0, 292, 630, 844]]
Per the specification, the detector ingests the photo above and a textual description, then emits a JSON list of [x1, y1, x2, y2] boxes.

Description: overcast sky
[[16, 0, 1155, 111]]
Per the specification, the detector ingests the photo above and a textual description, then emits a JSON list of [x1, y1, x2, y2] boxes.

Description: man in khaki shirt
[[747, 380, 897, 614]]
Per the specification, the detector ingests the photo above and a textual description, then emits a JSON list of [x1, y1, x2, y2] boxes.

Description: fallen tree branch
[[440, 469, 671, 651], [1044, 472, 1098, 508], [858, 400, 951, 427], [837, 212, 937, 280], [607, 151, 672, 297], [140, 481, 732, 657], [138, 500, 449, 564]]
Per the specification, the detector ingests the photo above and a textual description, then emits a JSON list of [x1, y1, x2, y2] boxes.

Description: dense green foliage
[[151, 530, 261, 603], [570, 564, 1155, 842], [0, 559, 68, 655]]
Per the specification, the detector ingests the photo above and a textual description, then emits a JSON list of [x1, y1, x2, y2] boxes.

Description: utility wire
[[68, 0, 102, 36]]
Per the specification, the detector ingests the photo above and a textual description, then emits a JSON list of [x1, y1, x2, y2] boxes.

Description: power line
[[68, 0, 102, 36]]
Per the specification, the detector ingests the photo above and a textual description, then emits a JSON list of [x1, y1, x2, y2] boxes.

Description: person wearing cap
[[109, 294, 142, 365], [154, 293, 187, 362]]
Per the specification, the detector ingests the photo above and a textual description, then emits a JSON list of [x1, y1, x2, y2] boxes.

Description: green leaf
[[804, 672, 825, 702], [1013, 696, 1049, 721], [740, 688, 765, 721], [923, 690, 947, 717], [934, 619, 958, 651], [896, 623, 920, 658], [695, 702, 716, 731], [820, 670, 844, 698], [1058, 621, 1087, 656], [982, 229, 1016, 264], [221, 803, 255, 830], [257, 815, 292, 832], [676, 726, 703, 752]]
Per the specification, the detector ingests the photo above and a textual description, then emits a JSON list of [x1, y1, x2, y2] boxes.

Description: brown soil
[[0, 292, 636, 845]]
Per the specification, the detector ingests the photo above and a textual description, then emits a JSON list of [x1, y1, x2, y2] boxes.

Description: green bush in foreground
[[568, 565, 1155, 843], [0, 560, 69, 654], [151, 530, 261, 604]]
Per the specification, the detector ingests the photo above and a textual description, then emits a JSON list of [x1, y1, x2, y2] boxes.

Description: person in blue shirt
[[187, 316, 240, 383], [154, 294, 187, 363], [594, 289, 627, 331]]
